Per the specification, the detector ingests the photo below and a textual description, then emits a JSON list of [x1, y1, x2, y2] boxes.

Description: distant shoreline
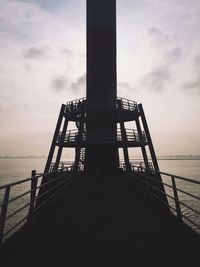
[[0, 156, 200, 160], [157, 158, 200, 161], [0, 156, 46, 159]]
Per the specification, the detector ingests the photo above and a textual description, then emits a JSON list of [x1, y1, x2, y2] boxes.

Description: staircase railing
[[127, 164, 200, 233], [0, 166, 74, 245]]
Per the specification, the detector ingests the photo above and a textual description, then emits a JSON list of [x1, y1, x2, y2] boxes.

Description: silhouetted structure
[[39, 0, 167, 202], [1, 1, 200, 266]]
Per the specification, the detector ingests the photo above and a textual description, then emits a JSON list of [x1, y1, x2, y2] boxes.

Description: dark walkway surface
[[1, 173, 200, 267]]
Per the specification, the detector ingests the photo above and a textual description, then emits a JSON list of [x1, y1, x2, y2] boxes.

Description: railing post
[[0, 186, 11, 245], [171, 176, 183, 222], [28, 170, 38, 221]]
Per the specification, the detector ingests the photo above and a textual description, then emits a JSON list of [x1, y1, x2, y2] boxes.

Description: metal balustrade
[[64, 97, 138, 113], [57, 128, 146, 145], [127, 164, 200, 233], [117, 129, 147, 143], [50, 162, 74, 172], [117, 97, 137, 111], [0, 163, 199, 245], [120, 161, 154, 170], [0, 166, 74, 245]]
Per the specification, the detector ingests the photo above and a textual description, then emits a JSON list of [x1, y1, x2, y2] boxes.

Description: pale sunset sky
[[0, 0, 200, 156]]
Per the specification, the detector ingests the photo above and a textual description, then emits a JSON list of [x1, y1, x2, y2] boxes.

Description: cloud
[[70, 74, 86, 93], [182, 54, 200, 93], [118, 82, 135, 96], [142, 65, 171, 92], [61, 48, 73, 57], [146, 27, 170, 44], [51, 75, 68, 92], [145, 27, 182, 55], [139, 27, 184, 93], [165, 46, 182, 63], [182, 79, 200, 92], [24, 46, 50, 59], [194, 54, 200, 67], [51, 74, 86, 95], [118, 82, 131, 89]]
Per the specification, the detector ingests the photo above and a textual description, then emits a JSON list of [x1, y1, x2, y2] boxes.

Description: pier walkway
[[1, 173, 199, 267]]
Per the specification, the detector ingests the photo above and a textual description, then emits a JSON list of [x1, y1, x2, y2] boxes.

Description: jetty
[[0, 1, 199, 266]]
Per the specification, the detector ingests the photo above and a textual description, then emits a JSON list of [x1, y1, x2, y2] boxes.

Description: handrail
[[58, 128, 147, 144], [0, 166, 75, 245], [66, 97, 86, 106], [0, 167, 71, 190], [1, 161, 199, 245], [65, 97, 138, 112], [127, 164, 200, 232]]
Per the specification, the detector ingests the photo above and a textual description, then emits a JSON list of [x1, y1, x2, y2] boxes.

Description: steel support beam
[[54, 117, 69, 170], [138, 104, 160, 172], [44, 104, 66, 174], [138, 103, 169, 205], [136, 118, 149, 169]]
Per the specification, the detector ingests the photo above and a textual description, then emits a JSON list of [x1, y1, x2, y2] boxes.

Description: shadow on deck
[[1, 173, 199, 267]]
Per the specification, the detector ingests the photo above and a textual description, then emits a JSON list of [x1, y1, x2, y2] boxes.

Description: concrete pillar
[[86, 0, 118, 173]]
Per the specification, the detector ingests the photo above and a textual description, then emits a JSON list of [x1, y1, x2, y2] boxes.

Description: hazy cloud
[[118, 82, 132, 89], [51, 75, 68, 92], [118, 82, 135, 95], [146, 27, 171, 45], [194, 54, 200, 67], [165, 46, 182, 63], [70, 74, 86, 93], [182, 54, 200, 93], [140, 27, 183, 92], [61, 48, 73, 57], [24, 46, 50, 59], [182, 79, 200, 92], [142, 65, 171, 92], [0, 0, 200, 156]]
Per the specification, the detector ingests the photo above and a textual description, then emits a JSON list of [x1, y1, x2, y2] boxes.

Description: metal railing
[[58, 128, 146, 145], [117, 97, 137, 111], [65, 97, 138, 113], [127, 164, 200, 232], [0, 166, 74, 245], [0, 161, 199, 246], [120, 161, 154, 170], [49, 162, 74, 172], [117, 129, 147, 143]]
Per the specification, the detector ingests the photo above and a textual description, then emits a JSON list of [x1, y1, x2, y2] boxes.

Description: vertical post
[[136, 118, 149, 169], [118, 100, 130, 172], [74, 108, 85, 172], [171, 176, 182, 222], [28, 170, 38, 221], [44, 104, 66, 174], [0, 186, 11, 245]]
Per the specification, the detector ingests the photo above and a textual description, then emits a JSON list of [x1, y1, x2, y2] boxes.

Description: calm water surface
[[0, 158, 199, 184]]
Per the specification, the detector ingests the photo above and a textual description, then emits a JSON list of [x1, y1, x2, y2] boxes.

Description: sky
[[0, 0, 200, 156]]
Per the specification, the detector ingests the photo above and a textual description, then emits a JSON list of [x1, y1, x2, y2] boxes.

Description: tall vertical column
[[86, 0, 118, 173]]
